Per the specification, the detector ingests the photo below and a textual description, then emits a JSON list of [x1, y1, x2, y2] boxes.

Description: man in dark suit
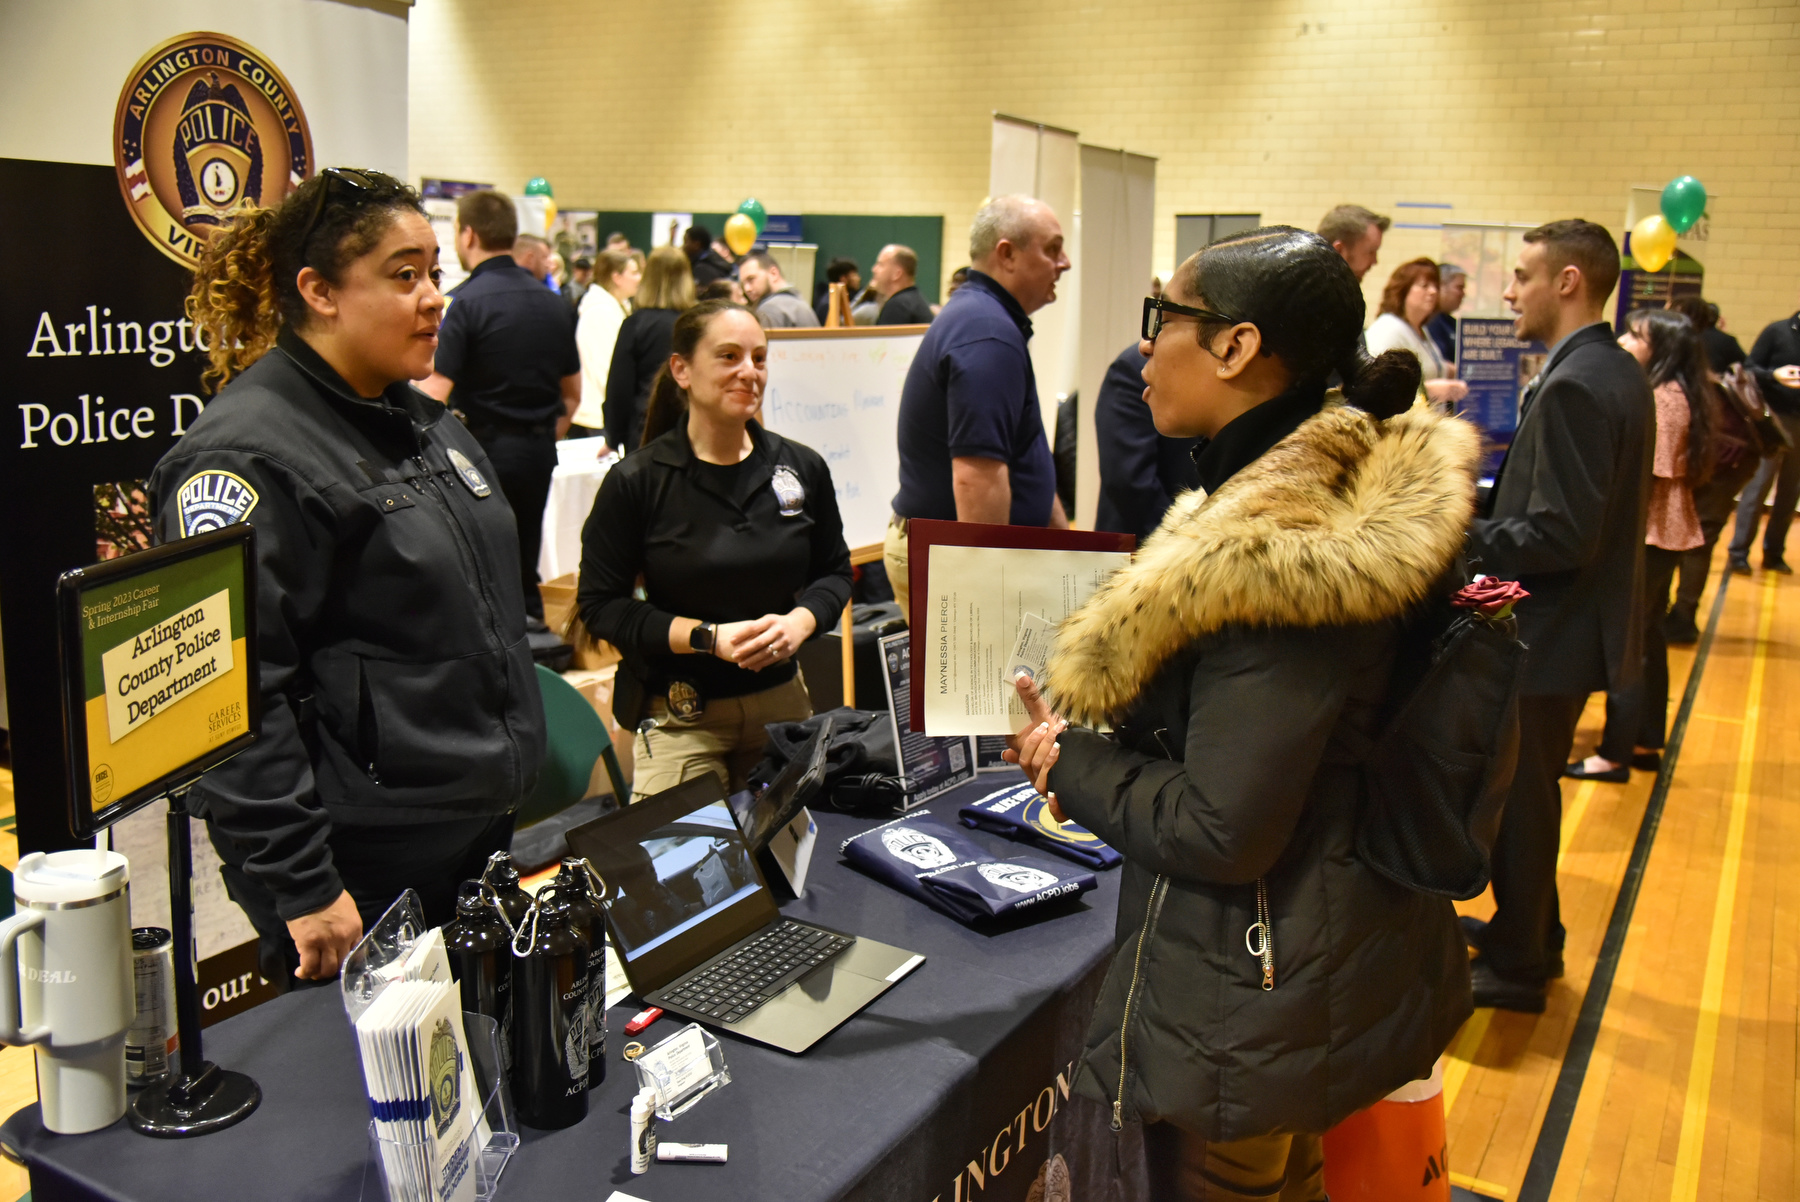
[[1464, 219, 1654, 1012], [1094, 343, 1200, 539]]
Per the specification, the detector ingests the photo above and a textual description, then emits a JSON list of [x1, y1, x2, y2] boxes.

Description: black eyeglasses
[[1142, 294, 1239, 344], [296, 167, 386, 253]]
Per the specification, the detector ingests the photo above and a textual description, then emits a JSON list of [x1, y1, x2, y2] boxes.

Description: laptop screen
[[568, 775, 780, 988]]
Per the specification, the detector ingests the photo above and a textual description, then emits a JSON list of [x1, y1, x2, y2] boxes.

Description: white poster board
[[1076, 144, 1156, 529], [991, 114, 1081, 429], [761, 326, 928, 552]]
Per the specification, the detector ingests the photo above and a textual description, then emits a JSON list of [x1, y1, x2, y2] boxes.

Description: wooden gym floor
[[0, 547, 1792, 1202]]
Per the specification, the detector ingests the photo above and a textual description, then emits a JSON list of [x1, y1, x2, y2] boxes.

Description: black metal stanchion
[[127, 789, 262, 1137]]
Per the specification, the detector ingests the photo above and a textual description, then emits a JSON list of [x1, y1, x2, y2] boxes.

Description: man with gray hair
[[1317, 204, 1390, 282], [1427, 262, 1467, 365], [886, 195, 1071, 617]]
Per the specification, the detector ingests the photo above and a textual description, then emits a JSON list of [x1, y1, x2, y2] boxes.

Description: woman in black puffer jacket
[[1008, 227, 1477, 1200]]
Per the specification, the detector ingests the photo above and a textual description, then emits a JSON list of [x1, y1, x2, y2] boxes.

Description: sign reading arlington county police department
[[76, 543, 249, 813]]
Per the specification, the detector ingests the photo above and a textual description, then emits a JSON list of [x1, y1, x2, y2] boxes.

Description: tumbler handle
[[0, 910, 50, 1046]]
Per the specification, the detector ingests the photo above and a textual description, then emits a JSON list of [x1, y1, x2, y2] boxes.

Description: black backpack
[[1349, 562, 1526, 900]]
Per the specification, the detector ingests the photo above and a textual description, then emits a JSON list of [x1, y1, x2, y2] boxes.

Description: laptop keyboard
[[661, 921, 854, 1024]]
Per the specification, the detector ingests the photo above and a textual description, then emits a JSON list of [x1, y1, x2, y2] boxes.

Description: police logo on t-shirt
[[176, 471, 259, 537], [881, 827, 956, 870], [447, 448, 492, 498], [978, 863, 1059, 894], [770, 466, 806, 517]]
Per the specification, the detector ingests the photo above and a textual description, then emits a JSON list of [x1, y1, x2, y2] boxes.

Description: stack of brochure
[[354, 930, 479, 1202]]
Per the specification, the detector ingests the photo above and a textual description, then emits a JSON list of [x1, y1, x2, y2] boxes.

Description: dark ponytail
[[639, 299, 760, 447], [1181, 225, 1420, 419], [188, 168, 423, 392]]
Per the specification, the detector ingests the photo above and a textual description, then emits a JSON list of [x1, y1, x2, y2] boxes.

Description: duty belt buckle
[[667, 679, 704, 720]]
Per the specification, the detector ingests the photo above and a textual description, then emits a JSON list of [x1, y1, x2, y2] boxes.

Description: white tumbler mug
[[0, 850, 133, 1134]]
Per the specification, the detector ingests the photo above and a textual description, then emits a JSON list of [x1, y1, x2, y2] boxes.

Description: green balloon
[[524, 176, 554, 198], [1660, 176, 1706, 235], [737, 198, 767, 233]]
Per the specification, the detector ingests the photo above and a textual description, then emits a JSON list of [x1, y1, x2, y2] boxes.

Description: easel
[[838, 544, 886, 708], [823, 281, 854, 329]]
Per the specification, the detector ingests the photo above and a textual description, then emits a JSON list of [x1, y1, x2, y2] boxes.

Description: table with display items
[[1, 779, 1140, 1202]]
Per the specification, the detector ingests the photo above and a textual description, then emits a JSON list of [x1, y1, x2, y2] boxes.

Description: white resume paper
[[921, 545, 1130, 735]]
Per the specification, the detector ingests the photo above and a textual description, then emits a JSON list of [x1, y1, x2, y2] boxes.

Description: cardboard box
[[539, 573, 621, 671], [562, 664, 634, 793]]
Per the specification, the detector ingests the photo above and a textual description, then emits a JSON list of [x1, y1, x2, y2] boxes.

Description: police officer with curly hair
[[149, 169, 546, 988]]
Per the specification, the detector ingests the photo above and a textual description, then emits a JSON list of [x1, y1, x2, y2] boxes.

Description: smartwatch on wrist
[[689, 622, 717, 654]]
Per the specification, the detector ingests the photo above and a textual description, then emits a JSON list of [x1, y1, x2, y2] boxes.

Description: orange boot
[[1321, 1059, 1450, 1200]]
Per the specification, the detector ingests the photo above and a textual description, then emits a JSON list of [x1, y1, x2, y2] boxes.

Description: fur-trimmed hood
[[1043, 402, 1482, 724]]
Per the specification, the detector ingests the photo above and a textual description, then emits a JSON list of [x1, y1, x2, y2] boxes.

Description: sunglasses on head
[[1142, 295, 1240, 344], [296, 167, 394, 253]]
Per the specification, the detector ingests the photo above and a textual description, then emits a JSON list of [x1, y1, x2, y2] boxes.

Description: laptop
[[565, 774, 925, 1054]]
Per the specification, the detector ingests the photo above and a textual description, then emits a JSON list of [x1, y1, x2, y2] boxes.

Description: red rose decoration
[[1452, 575, 1529, 621]]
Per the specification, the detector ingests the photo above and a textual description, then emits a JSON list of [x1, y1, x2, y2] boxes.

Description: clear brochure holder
[[632, 1022, 730, 1120], [343, 890, 519, 1202]]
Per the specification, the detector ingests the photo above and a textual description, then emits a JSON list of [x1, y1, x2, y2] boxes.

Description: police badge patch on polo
[[447, 448, 492, 498], [840, 811, 1095, 925], [770, 466, 806, 517], [960, 783, 1122, 871], [176, 471, 259, 537]]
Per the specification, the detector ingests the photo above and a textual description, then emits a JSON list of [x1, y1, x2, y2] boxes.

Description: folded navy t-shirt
[[840, 811, 1095, 925], [959, 783, 1122, 871]]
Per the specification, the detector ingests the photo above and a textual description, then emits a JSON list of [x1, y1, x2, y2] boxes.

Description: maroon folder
[[904, 519, 1136, 732]]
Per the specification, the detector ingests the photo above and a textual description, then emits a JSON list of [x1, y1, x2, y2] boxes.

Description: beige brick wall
[[411, 0, 1799, 338]]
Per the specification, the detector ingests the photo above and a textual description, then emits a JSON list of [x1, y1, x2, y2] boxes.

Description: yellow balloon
[[1632, 213, 1677, 273], [542, 197, 557, 233], [723, 212, 758, 257]]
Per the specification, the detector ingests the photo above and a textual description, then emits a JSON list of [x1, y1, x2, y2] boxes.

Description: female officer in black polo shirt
[[577, 299, 852, 799]]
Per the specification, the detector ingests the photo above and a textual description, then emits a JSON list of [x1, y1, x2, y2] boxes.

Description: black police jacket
[[148, 329, 546, 920]]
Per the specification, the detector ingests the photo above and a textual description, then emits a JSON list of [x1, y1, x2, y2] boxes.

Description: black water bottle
[[481, 851, 534, 933], [550, 859, 608, 1089], [510, 895, 592, 1130], [443, 882, 512, 1025]]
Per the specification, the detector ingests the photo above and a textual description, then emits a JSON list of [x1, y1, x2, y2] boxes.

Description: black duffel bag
[[748, 707, 902, 814]]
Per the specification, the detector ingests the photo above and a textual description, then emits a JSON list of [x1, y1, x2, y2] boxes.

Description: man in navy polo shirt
[[422, 189, 581, 625], [886, 195, 1071, 617]]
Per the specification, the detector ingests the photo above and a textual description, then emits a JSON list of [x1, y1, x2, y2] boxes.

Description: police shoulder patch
[[176, 470, 259, 537]]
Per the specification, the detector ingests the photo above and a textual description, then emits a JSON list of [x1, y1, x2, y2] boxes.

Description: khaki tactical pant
[[630, 672, 812, 803]]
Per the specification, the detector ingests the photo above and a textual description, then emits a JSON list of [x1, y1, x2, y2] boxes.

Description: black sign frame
[[56, 523, 260, 838]]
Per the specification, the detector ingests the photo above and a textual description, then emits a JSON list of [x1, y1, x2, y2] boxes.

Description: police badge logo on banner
[[113, 32, 314, 268], [176, 471, 258, 536]]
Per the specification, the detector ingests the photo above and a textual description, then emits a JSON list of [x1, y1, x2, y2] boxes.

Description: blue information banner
[[1455, 317, 1547, 478], [760, 214, 804, 242]]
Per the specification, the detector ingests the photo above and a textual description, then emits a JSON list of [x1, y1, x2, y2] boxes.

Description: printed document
[[920, 545, 1129, 736]]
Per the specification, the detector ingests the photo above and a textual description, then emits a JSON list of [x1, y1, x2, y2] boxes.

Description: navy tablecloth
[[3, 779, 1146, 1202]]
